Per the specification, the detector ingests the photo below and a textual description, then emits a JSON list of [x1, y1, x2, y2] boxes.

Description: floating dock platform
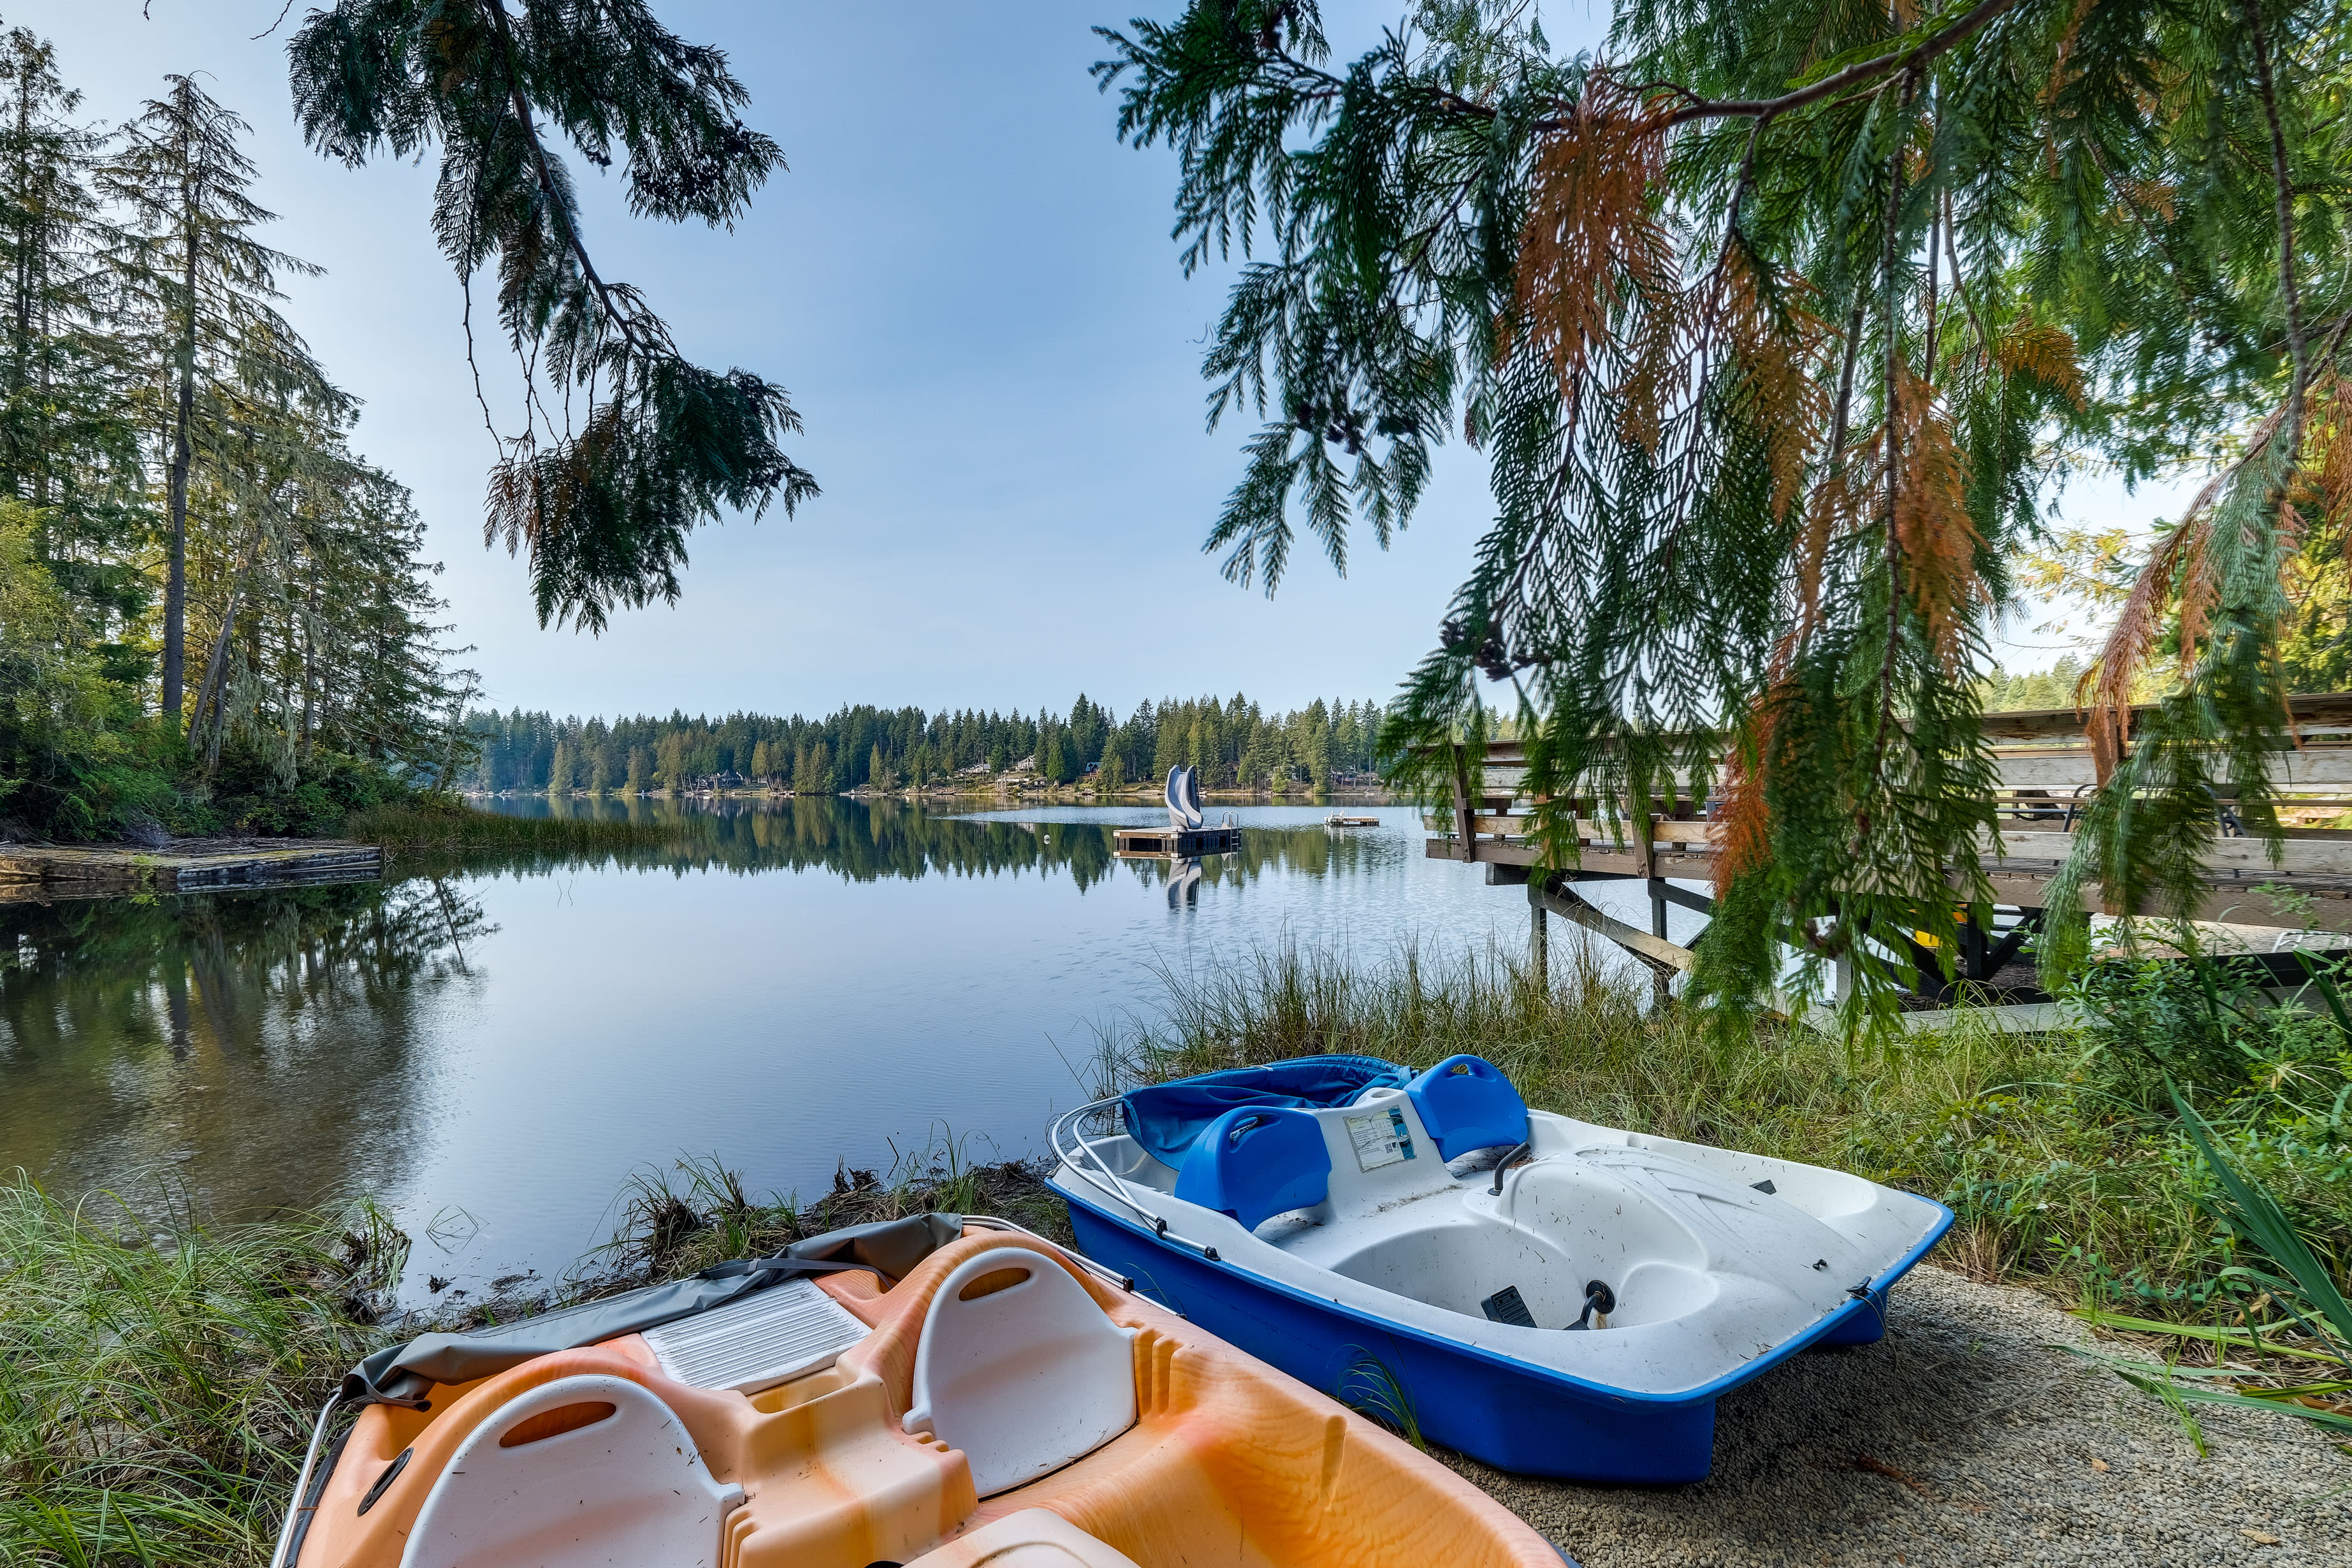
[[1115, 825, 1242, 859], [0, 838, 383, 901]]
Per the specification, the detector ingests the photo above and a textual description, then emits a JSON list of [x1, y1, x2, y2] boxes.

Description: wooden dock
[[0, 838, 384, 901], [1115, 825, 1243, 859], [1426, 694, 2352, 1008]]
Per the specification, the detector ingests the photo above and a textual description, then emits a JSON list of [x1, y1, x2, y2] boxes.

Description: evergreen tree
[[0, 500, 126, 832], [0, 26, 142, 657], [287, 1, 817, 632], [98, 75, 333, 737], [794, 739, 829, 795], [546, 739, 572, 794], [625, 744, 650, 795], [1096, 0, 2352, 1014]]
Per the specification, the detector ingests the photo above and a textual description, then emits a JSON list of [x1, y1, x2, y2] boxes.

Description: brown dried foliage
[[1722, 246, 1834, 521], [2311, 370, 2352, 526], [1995, 313, 2087, 409], [1792, 468, 1857, 651], [1712, 683, 1790, 897], [1884, 366, 1986, 675], [2079, 399, 2296, 779], [2045, 0, 2100, 103], [1509, 71, 1674, 442]]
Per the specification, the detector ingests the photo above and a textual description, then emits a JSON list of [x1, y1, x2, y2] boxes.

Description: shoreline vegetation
[[8, 940, 2347, 1565], [342, 800, 692, 860], [0, 1146, 1069, 1568], [462, 778, 1392, 807]]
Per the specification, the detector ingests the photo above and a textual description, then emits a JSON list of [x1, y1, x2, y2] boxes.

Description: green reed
[[585, 1138, 1074, 1290], [343, 800, 689, 860], [0, 1179, 402, 1568]]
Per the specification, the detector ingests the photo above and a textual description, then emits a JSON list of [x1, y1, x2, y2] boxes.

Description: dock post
[[1528, 878, 1548, 984]]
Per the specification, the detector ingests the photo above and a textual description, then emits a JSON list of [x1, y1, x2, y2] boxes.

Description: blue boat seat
[[1172, 1107, 1333, 1231], [1121, 1054, 1409, 1168], [1405, 1055, 1529, 1161]]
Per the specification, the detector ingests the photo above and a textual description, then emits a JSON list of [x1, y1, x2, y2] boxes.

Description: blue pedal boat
[[1049, 1054, 1951, 1483]]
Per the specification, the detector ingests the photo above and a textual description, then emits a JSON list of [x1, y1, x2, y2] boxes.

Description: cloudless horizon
[[35, 2, 2192, 723]]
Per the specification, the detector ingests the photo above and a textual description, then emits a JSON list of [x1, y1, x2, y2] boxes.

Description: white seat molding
[[902, 1248, 1140, 1498], [398, 1373, 742, 1568]]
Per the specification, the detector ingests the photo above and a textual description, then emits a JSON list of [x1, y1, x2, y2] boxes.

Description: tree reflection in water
[[487, 794, 1383, 893], [0, 799, 1396, 1227], [0, 878, 492, 1221]]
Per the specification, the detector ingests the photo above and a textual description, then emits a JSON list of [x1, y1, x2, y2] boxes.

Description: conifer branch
[[472, 0, 657, 359], [2245, 0, 2309, 479], [1940, 187, 1989, 367], [1658, 0, 2027, 128]]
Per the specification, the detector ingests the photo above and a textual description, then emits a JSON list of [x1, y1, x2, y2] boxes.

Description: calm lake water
[[0, 798, 1657, 1298]]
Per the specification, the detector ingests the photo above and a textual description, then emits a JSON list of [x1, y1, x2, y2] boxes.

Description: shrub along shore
[[4, 941, 2346, 1565]]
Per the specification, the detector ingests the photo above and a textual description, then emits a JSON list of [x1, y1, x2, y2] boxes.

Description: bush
[[0, 510, 143, 839], [194, 743, 414, 838], [2065, 943, 2351, 1115]]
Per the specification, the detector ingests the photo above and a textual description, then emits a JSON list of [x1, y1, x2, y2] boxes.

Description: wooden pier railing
[[1422, 694, 2352, 1009]]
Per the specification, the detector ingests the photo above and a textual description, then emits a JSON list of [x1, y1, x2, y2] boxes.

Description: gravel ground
[[1449, 1265, 2351, 1567]]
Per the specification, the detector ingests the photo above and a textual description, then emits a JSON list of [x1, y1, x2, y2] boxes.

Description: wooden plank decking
[[0, 838, 383, 901], [1114, 825, 1243, 859]]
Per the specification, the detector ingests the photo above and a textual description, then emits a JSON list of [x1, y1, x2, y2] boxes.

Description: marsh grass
[[0, 1179, 403, 1567], [344, 800, 690, 862], [1091, 936, 2352, 1346], [582, 1135, 1075, 1292]]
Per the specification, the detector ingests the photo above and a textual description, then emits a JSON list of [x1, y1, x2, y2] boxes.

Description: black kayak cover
[[343, 1212, 963, 1407]]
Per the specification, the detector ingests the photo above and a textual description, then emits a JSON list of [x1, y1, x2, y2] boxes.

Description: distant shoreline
[[464, 784, 1400, 807]]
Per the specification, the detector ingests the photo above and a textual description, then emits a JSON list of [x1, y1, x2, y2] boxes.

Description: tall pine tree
[[99, 76, 334, 738]]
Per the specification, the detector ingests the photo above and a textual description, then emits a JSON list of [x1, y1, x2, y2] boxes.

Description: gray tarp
[[344, 1212, 964, 1406]]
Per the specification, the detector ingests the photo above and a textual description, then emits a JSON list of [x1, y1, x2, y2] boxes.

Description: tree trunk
[[161, 217, 197, 735]]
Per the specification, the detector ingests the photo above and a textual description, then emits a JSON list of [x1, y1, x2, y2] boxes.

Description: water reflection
[[0, 879, 488, 1217], [0, 799, 1530, 1291], [476, 793, 1394, 892]]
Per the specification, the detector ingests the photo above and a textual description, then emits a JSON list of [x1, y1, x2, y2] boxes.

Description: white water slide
[[1163, 765, 1203, 829]]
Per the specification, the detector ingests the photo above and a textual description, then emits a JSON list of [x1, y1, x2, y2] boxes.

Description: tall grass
[[0, 1180, 402, 1567], [343, 799, 690, 859], [1091, 937, 2352, 1335], [586, 1138, 1073, 1289], [0, 1136, 1068, 1567]]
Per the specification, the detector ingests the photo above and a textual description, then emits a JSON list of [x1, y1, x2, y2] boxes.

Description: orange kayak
[[281, 1220, 1566, 1568]]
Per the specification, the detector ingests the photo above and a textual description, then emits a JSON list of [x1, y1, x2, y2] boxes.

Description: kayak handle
[[962, 1214, 1135, 1291]]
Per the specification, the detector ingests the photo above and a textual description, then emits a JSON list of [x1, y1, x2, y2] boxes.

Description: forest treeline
[[462, 694, 1389, 795], [1978, 660, 2093, 716], [0, 24, 460, 838]]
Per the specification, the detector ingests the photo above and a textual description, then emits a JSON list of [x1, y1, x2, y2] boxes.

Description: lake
[[1, 797, 1657, 1298]]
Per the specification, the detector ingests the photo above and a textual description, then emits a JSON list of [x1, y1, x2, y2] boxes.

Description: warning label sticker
[[1344, 1107, 1416, 1172]]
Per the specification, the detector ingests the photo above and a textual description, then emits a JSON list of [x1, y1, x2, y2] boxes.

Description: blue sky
[[38, 3, 2179, 720]]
